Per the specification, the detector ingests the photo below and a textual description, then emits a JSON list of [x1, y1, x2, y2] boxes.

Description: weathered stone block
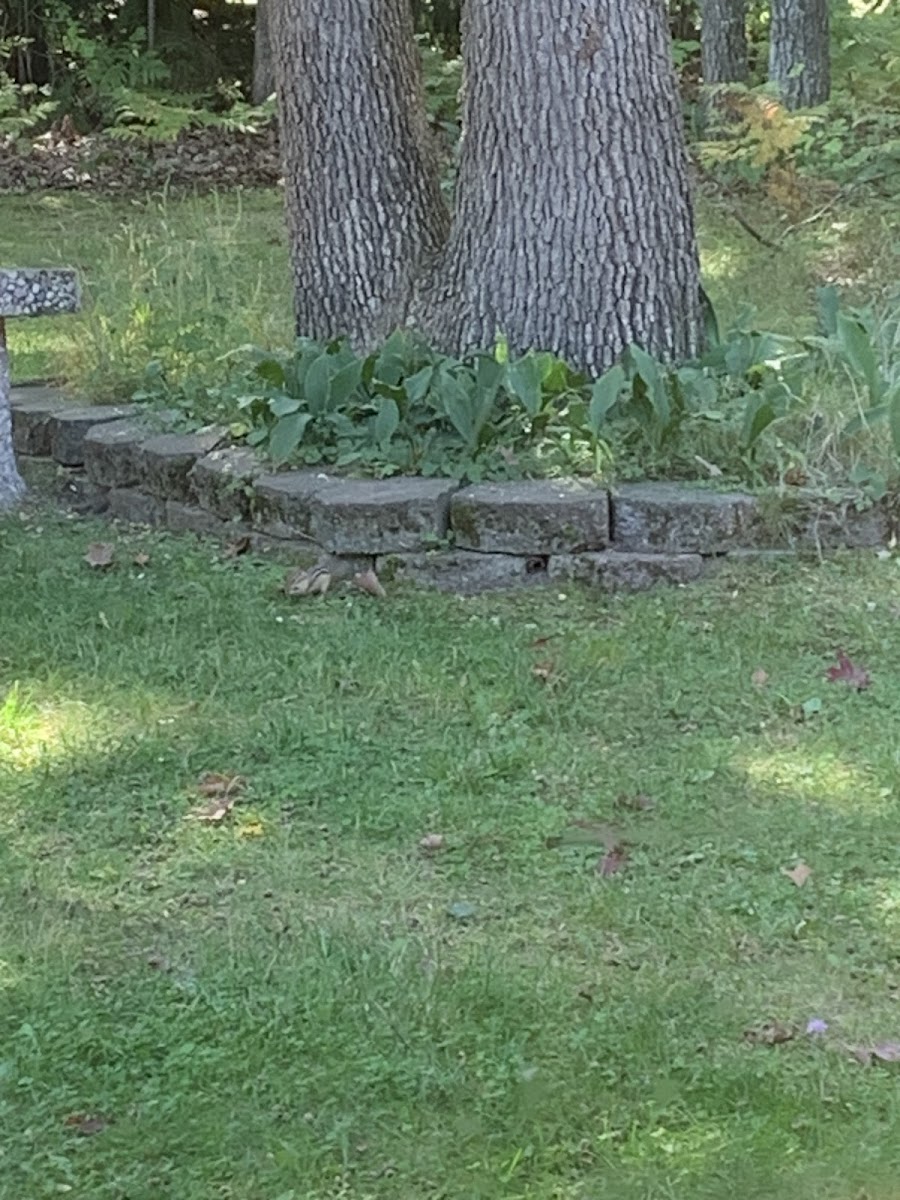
[[137, 428, 226, 501], [251, 470, 336, 539], [378, 550, 545, 594], [10, 385, 70, 456], [0, 268, 80, 317], [108, 488, 165, 526], [310, 477, 458, 554], [192, 447, 263, 521], [83, 419, 151, 488], [165, 500, 229, 537], [612, 484, 758, 554], [50, 405, 139, 467], [549, 552, 705, 592], [56, 474, 110, 515], [452, 480, 610, 553]]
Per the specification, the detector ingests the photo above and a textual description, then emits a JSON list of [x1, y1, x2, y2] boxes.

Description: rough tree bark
[[769, 0, 830, 110], [411, 0, 703, 376], [701, 0, 748, 84], [252, 0, 276, 104], [271, 0, 449, 348], [0, 328, 26, 511]]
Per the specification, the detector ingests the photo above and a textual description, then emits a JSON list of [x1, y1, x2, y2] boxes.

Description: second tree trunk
[[769, 0, 830, 110], [412, 0, 703, 375]]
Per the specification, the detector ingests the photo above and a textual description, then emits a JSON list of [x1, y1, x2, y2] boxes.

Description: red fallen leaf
[[597, 847, 628, 877], [84, 542, 115, 569], [64, 1113, 109, 1136], [826, 650, 871, 691], [782, 861, 812, 887]]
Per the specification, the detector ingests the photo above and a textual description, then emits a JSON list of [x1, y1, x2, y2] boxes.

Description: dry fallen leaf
[[353, 568, 387, 599], [64, 1113, 109, 1136], [419, 833, 445, 853], [782, 861, 812, 888], [84, 542, 115, 570], [133, 552, 151, 567], [873, 1041, 900, 1062], [188, 772, 245, 823], [826, 650, 871, 691], [283, 566, 332, 597], [238, 820, 265, 838], [532, 660, 555, 683], [783, 465, 808, 487], [751, 667, 769, 688], [744, 1020, 796, 1046], [224, 535, 252, 559]]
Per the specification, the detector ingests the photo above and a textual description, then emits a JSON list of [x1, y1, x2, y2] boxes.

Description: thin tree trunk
[[252, 0, 276, 104], [271, 0, 450, 349], [0, 327, 26, 511], [701, 0, 748, 84], [411, 0, 703, 376], [769, 0, 830, 110]]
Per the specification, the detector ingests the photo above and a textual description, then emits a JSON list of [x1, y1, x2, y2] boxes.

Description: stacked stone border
[[10, 384, 895, 594]]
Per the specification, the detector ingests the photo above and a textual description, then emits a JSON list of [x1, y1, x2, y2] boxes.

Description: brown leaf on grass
[[188, 772, 245, 823], [782, 861, 812, 888], [84, 542, 115, 569], [283, 566, 332, 597], [419, 833, 445, 853], [597, 847, 628, 877], [224, 535, 251, 559], [744, 1020, 796, 1046], [873, 1041, 900, 1062], [532, 660, 555, 683], [826, 650, 871, 691], [751, 667, 769, 688], [64, 1113, 109, 1136], [530, 635, 553, 649], [783, 465, 808, 487], [353, 568, 387, 599], [133, 552, 150, 567]]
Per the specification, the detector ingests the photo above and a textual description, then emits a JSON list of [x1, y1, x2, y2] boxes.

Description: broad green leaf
[[304, 354, 333, 414], [268, 412, 313, 464], [374, 398, 400, 445], [742, 395, 777, 449], [837, 312, 884, 403], [404, 366, 434, 404], [439, 372, 478, 447], [269, 394, 301, 418], [330, 359, 363, 408], [816, 285, 840, 337], [506, 356, 543, 417], [588, 365, 625, 434], [888, 384, 900, 457]]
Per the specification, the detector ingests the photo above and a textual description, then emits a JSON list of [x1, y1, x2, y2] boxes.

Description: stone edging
[[10, 384, 895, 594]]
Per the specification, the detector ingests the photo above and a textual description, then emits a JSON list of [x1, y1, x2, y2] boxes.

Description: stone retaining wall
[[10, 385, 895, 594]]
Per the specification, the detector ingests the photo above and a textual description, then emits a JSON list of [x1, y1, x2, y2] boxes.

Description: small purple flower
[[806, 1018, 829, 1036]]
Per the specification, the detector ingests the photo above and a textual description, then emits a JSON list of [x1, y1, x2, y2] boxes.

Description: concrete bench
[[0, 268, 80, 509]]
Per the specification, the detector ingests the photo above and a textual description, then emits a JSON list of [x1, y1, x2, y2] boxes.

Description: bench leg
[[0, 317, 27, 511]]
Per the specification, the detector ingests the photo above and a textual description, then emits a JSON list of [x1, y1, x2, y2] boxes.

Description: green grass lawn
[[3, 505, 900, 1199]]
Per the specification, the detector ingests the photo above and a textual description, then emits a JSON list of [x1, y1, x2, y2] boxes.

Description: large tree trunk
[[0, 331, 26, 512], [252, 0, 276, 104], [271, 0, 450, 348], [769, 0, 830, 110], [701, 0, 748, 84], [412, 0, 703, 376]]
